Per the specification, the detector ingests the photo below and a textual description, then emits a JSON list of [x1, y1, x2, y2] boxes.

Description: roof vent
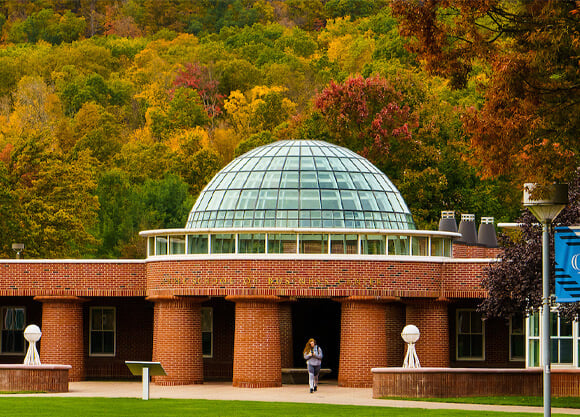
[[477, 217, 498, 248], [457, 214, 477, 244], [438, 211, 457, 233]]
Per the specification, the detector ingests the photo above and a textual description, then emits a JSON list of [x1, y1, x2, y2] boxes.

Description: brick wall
[[85, 297, 154, 379], [279, 302, 294, 368], [0, 261, 145, 297], [150, 296, 205, 385], [453, 243, 501, 259], [0, 365, 71, 392], [405, 300, 449, 367], [227, 295, 281, 388], [36, 296, 85, 381], [338, 297, 389, 388], [385, 303, 406, 367], [145, 258, 493, 299], [0, 258, 497, 301], [448, 302, 525, 369]]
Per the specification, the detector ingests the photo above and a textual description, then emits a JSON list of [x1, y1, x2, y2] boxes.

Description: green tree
[[10, 138, 100, 258], [72, 103, 122, 165], [0, 159, 19, 258], [94, 169, 142, 258]]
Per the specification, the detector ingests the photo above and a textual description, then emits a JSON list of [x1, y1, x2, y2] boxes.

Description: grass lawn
[[382, 396, 580, 409], [0, 398, 574, 417]]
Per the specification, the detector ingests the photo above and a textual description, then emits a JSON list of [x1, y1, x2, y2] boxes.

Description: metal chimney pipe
[[457, 214, 477, 244], [438, 211, 458, 233], [477, 217, 498, 248]]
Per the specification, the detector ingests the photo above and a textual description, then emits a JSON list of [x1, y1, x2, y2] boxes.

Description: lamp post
[[11, 243, 24, 259], [523, 183, 568, 417]]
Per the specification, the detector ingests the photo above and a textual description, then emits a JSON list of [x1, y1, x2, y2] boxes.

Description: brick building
[[0, 140, 518, 388]]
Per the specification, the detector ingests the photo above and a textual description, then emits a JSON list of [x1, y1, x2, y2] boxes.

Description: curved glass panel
[[185, 140, 415, 230]]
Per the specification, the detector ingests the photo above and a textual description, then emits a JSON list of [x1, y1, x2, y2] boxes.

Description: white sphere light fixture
[[401, 325, 420, 344], [401, 324, 421, 368], [23, 324, 42, 366]]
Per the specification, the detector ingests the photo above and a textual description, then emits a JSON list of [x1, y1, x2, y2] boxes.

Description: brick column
[[338, 296, 391, 388], [405, 299, 450, 367], [385, 302, 406, 367], [34, 296, 86, 381], [148, 295, 206, 385], [226, 295, 281, 388], [279, 301, 294, 368]]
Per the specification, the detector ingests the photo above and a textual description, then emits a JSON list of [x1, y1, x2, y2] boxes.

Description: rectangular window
[[456, 309, 485, 360], [1, 307, 25, 354], [361, 235, 386, 255], [187, 234, 208, 254], [299, 234, 328, 254], [155, 236, 168, 255], [211, 234, 236, 254], [387, 236, 409, 255], [411, 236, 428, 256], [202, 307, 213, 358], [510, 314, 525, 361], [169, 235, 186, 254], [527, 311, 540, 367], [551, 313, 574, 365], [267, 234, 297, 254], [90, 307, 116, 356], [431, 237, 445, 256], [238, 234, 265, 254], [330, 234, 358, 254]]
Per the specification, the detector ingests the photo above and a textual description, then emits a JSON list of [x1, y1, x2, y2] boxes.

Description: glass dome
[[185, 140, 415, 230]]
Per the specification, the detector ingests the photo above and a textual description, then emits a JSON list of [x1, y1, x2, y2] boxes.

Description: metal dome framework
[[185, 140, 415, 230], [142, 140, 459, 259]]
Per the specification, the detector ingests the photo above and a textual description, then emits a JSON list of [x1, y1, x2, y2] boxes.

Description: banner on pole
[[555, 226, 580, 303]]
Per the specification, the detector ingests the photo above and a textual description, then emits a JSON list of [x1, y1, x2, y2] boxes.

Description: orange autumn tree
[[391, 0, 580, 184]]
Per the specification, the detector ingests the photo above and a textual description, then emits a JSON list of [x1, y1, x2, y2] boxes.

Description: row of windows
[[456, 310, 524, 362], [186, 209, 414, 230], [527, 310, 580, 367], [194, 188, 407, 214], [0, 307, 214, 358], [147, 233, 453, 257], [204, 170, 397, 194], [237, 140, 379, 170]]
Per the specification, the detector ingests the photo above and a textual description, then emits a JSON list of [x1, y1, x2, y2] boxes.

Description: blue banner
[[555, 226, 580, 303]]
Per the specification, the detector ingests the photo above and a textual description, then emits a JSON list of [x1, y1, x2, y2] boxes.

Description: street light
[[11, 243, 24, 259], [523, 183, 568, 417]]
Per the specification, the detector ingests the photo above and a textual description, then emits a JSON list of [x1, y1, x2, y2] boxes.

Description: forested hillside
[[1, 1, 576, 259]]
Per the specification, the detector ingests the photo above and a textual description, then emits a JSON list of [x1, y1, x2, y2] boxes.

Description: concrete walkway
[[3, 380, 580, 415]]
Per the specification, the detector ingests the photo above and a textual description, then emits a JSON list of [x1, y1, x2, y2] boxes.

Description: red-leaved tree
[[314, 75, 416, 169], [173, 63, 224, 128]]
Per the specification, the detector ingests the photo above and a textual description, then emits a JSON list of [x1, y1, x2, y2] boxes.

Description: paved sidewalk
[[3, 381, 580, 415]]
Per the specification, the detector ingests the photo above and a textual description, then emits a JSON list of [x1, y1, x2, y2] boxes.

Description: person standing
[[303, 338, 323, 393]]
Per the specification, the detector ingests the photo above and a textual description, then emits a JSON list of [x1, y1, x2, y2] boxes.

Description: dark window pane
[[202, 332, 212, 356], [471, 335, 483, 357], [560, 339, 573, 363], [103, 332, 115, 354], [91, 332, 103, 354], [457, 334, 470, 358], [511, 334, 525, 360]]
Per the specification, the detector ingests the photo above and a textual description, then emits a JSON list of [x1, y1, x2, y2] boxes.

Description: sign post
[[125, 361, 166, 400]]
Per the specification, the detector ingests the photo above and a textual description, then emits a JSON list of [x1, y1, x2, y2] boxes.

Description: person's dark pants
[[308, 364, 320, 389]]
